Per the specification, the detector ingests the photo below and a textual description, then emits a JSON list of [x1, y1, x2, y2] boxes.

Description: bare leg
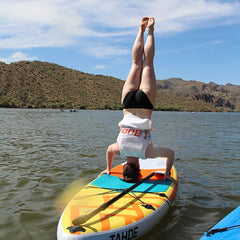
[[121, 17, 149, 104], [139, 17, 156, 106]]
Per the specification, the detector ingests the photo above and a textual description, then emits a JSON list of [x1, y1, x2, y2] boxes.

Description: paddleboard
[[57, 157, 178, 240], [200, 206, 240, 240]]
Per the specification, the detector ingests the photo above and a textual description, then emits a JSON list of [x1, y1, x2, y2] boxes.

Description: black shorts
[[122, 90, 154, 109]]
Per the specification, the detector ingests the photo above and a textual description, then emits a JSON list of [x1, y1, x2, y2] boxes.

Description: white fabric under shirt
[[117, 115, 153, 159]]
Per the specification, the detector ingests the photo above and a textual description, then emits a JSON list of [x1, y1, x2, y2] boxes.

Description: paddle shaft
[[72, 172, 156, 225]]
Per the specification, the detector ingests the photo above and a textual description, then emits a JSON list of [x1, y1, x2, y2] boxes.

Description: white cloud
[[159, 40, 224, 55], [0, 52, 37, 63], [86, 44, 130, 58], [0, 0, 239, 50], [94, 65, 106, 70]]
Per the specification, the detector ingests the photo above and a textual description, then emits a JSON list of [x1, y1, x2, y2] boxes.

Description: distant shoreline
[[0, 61, 239, 112]]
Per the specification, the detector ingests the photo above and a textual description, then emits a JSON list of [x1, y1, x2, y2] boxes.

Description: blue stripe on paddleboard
[[90, 174, 171, 193]]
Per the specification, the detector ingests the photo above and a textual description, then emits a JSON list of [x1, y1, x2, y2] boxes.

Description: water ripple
[[0, 109, 239, 240]]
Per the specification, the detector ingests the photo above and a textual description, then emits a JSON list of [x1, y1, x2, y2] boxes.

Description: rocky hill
[[0, 61, 239, 112], [156, 78, 240, 112]]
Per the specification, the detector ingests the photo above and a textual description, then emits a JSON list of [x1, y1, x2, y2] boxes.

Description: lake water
[[0, 109, 239, 240]]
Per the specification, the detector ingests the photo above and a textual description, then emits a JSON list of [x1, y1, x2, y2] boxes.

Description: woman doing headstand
[[100, 17, 175, 183]]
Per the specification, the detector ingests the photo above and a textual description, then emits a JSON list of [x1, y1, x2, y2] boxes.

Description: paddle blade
[[72, 214, 88, 225], [55, 178, 88, 214]]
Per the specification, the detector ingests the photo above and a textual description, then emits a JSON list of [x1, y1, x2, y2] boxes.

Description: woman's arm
[[98, 143, 120, 176], [146, 145, 176, 182]]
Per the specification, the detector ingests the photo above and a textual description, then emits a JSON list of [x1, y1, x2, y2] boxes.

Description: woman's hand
[[164, 172, 177, 184], [98, 169, 110, 177]]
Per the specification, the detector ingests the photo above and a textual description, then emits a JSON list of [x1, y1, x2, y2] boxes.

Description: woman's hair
[[123, 162, 140, 183]]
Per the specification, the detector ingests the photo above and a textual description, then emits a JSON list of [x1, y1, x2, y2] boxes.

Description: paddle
[[72, 171, 162, 225]]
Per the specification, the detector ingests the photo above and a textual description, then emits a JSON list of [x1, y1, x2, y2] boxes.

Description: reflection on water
[[0, 109, 239, 240]]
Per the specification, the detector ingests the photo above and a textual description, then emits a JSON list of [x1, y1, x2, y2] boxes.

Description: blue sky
[[0, 0, 240, 85]]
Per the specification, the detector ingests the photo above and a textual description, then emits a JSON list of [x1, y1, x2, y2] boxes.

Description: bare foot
[[140, 17, 149, 32], [148, 17, 155, 33]]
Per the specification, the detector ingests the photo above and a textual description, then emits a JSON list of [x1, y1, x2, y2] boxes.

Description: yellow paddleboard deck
[[57, 157, 178, 240]]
